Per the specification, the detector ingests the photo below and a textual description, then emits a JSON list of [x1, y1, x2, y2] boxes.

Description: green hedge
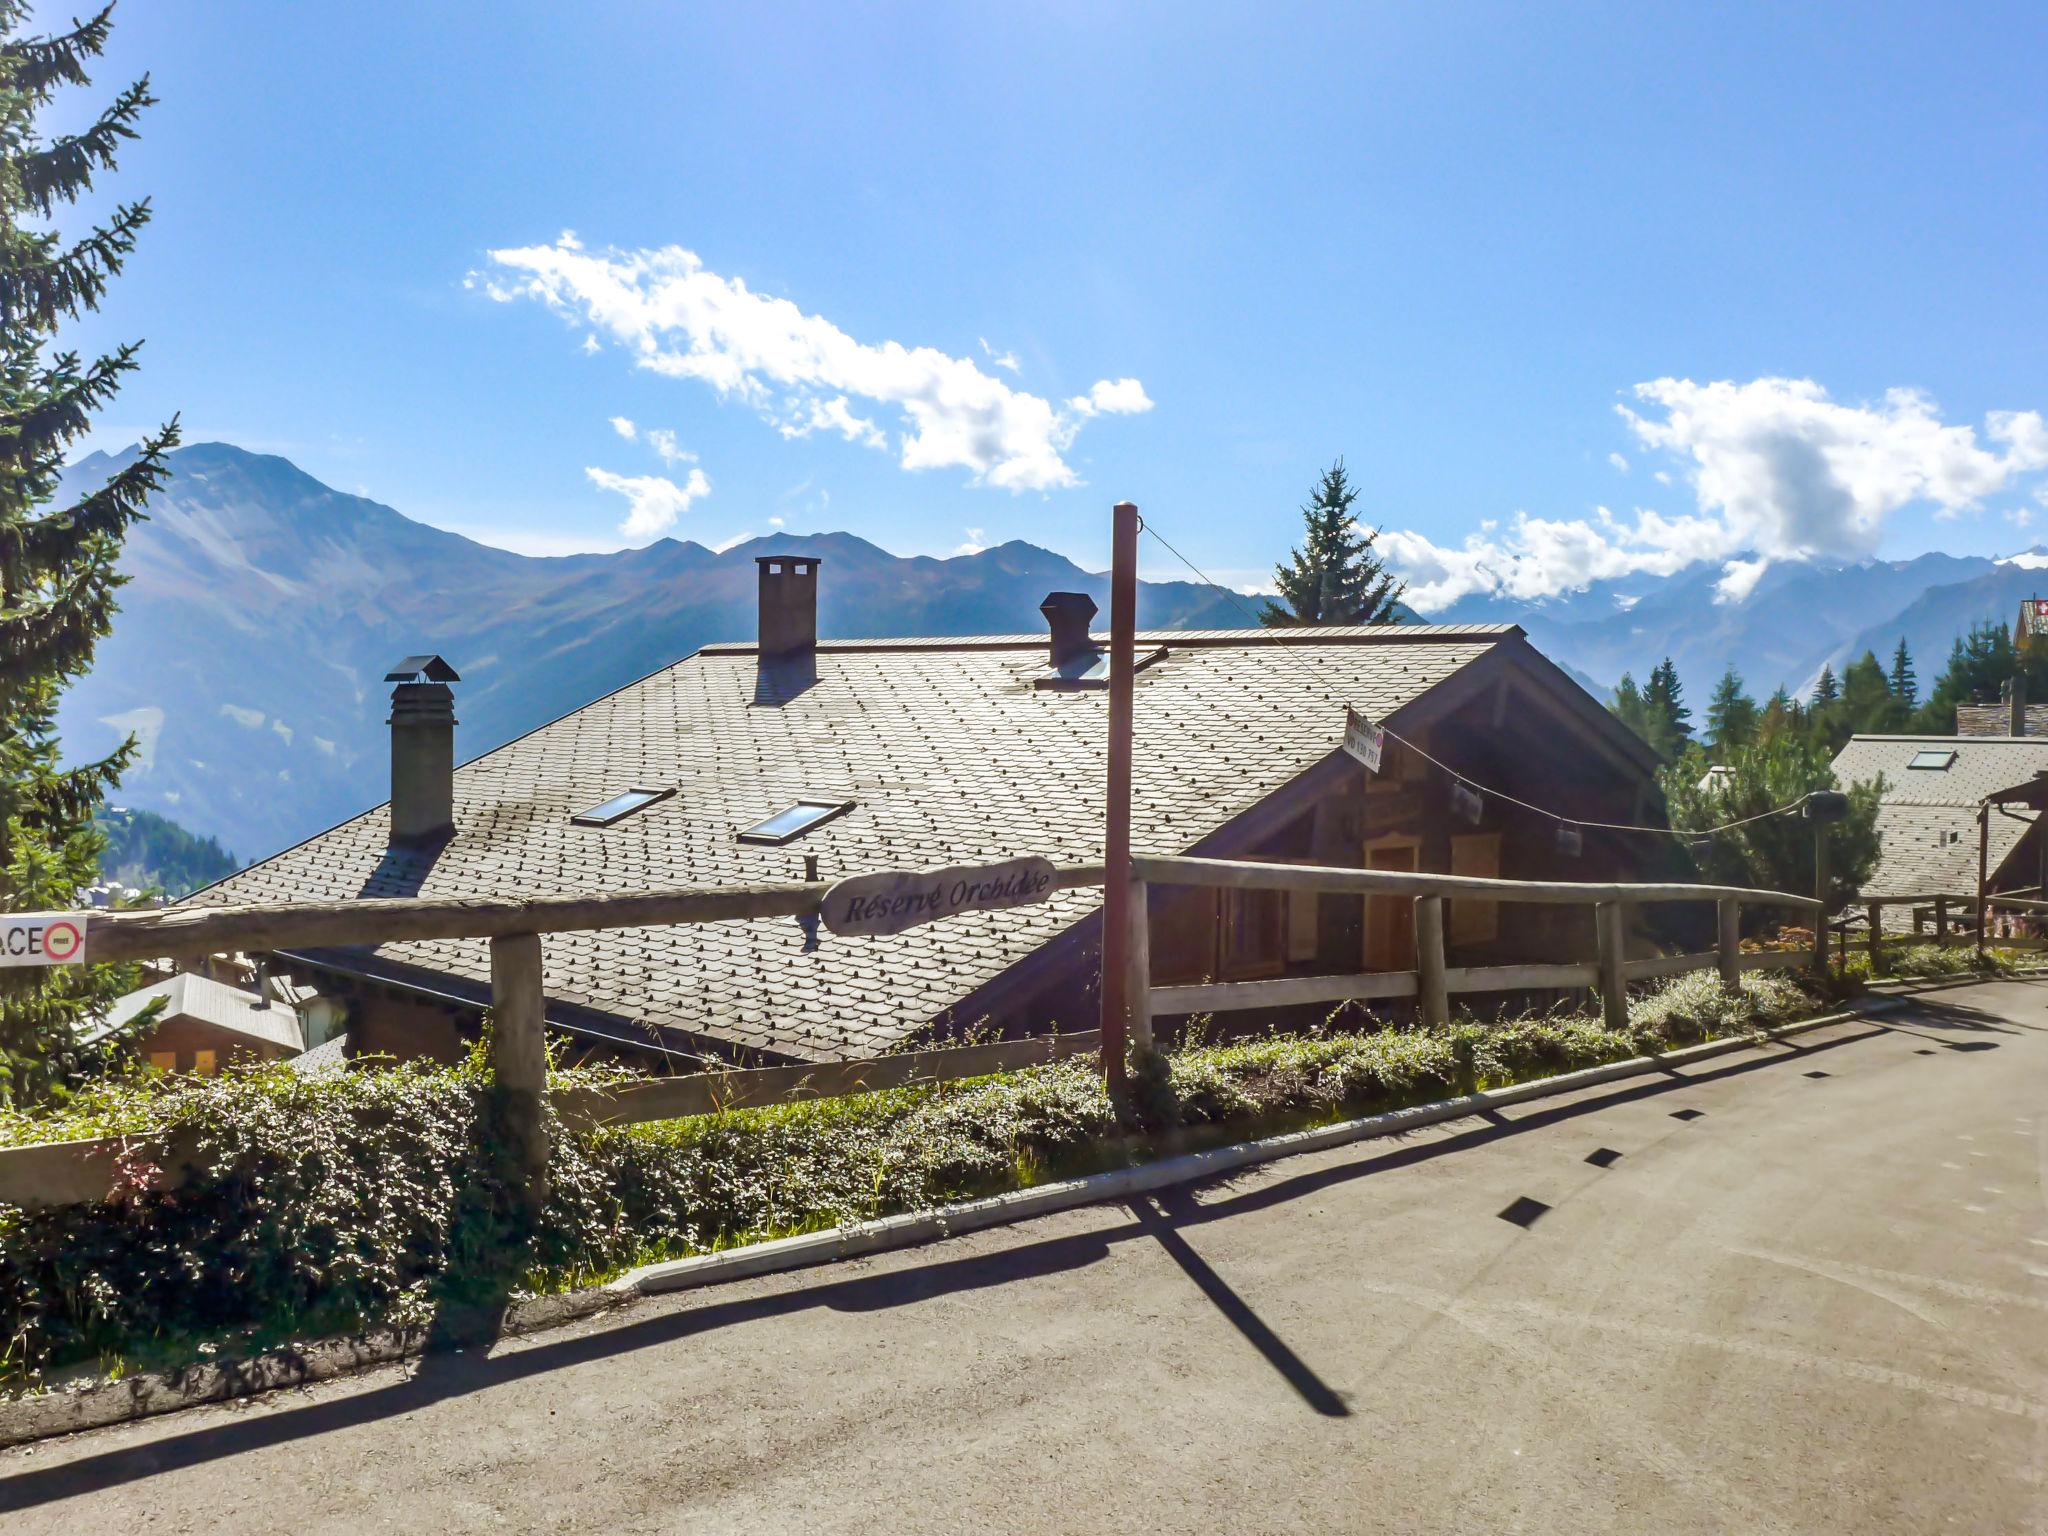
[[0, 971, 1818, 1388]]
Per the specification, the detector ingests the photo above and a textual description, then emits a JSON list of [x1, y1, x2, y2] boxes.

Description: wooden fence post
[[1716, 897, 1740, 992], [1811, 820, 1831, 976], [489, 932, 549, 1212], [1867, 901, 1882, 969], [1934, 896, 1948, 940], [1414, 895, 1449, 1028], [1595, 900, 1628, 1031], [1128, 877, 1153, 1054]]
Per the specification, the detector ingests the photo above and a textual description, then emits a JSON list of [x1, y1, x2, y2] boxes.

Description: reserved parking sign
[[0, 912, 90, 967]]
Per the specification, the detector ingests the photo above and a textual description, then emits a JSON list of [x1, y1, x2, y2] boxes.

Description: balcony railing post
[[489, 932, 549, 1215], [1414, 895, 1449, 1028], [1716, 897, 1741, 992], [1595, 900, 1628, 1031], [1128, 876, 1154, 1055]]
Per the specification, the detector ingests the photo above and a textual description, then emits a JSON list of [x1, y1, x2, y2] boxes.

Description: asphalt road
[[7, 978, 2048, 1534]]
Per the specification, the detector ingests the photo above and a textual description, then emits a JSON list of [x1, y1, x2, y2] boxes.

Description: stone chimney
[[757, 556, 820, 658], [385, 655, 459, 847], [1038, 591, 1099, 667]]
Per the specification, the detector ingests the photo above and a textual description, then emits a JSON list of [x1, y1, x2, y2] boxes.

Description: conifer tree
[[1705, 667, 1759, 753], [1811, 664, 1840, 707], [1640, 657, 1692, 759], [1888, 637, 1917, 708], [0, 2, 177, 1105], [1262, 458, 1405, 626]]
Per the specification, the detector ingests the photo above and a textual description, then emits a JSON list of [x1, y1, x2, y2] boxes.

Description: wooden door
[[1364, 839, 1417, 971]]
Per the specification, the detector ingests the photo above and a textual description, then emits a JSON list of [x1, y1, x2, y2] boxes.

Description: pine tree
[[1888, 638, 1917, 708], [1261, 458, 1405, 627], [1811, 664, 1840, 707], [1705, 667, 1759, 753], [1640, 658, 1692, 760], [0, 2, 177, 1106]]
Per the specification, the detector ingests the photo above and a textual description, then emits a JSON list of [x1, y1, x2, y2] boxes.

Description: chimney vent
[[386, 654, 459, 847], [757, 556, 820, 657], [1038, 591, 1099, 667]]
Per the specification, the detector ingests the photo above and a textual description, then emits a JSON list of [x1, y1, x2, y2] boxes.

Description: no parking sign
[[0, 913, 89, 967]]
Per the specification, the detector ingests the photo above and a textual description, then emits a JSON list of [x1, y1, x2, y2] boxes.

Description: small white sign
[[1342, 707, 1385, 774], [0, 912, 90, 967], [822, 856, 1059, 938]]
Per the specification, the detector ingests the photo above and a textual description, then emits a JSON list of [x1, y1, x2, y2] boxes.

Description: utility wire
[[1138, 518, 1811, 841]]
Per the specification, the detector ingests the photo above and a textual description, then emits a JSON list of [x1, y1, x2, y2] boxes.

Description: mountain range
[[56, 442, 2046, 864], [56, 443, 1257, 860]]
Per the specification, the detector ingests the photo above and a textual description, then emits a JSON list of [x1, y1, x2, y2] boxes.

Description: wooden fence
[[0, 855, 1821, 1212], [1124, 855, 1819, 1049], [1836, 890, 2048, 968]]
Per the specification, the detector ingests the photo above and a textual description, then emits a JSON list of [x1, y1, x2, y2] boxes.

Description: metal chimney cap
[[1039, 591, 1098, 620], [385, 654, 461, 684]]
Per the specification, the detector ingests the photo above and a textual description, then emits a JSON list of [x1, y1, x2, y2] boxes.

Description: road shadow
[[0, 1017, 1934, 1511]]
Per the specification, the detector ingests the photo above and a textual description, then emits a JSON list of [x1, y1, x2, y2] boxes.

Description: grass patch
[[0, 969, 1822, 1391]]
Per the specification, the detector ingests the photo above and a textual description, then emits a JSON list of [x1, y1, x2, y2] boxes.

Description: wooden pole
[[1977, 803, 1990, 962], [1595, 901, 1628, 1031], [1127, 877, 1154, 1052], [1867, 901, 1882, 969], [488, 933, 549, 1212], [1098, 500, 1141, 1096], [1413, 895, 1449, 1028], [1811, 820, 1831, 977], [1716, 897, 1741, 992]]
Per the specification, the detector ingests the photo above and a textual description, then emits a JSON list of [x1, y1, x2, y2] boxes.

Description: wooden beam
[[1738, 951, 1810, 972], [1127, 877, 1154, 1053], [86, 865, 1108, 965], [1451, 961, 1599, 991], [1625, 952, 1719, 983], [1098, 499, 1140, 1096], [1133, 855, 1819, 911], [1414, 895, 1449, 1027], [1595, 901, 1628, 1031], [553, 1030, 1104, 1131], [490, 933, 549, 1210], [1717, 898, 1741, 991], [1149, 971, 1419, 1015]]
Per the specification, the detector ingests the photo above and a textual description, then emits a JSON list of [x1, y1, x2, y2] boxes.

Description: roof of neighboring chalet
[[102, 972, 307, 1054], [290, 1034, 351, 1076], [1832, 734, 2048, 900], [190, 622, 1647, 1064]]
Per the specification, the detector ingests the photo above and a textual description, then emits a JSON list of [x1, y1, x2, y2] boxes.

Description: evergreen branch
[[0, 341, 142, 468], [0, 4, 115, 99], [0, 413, 175, 586], [0, 198, 149, 328], [18, 75, 154, 215]]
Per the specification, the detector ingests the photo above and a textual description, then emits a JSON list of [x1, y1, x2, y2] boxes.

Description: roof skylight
[[571, 787, 673, 827], [738, 798, 854, 845], [1908, 750, 1957, 771]]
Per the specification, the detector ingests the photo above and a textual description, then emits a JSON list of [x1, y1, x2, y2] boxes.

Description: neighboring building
[[101, 972, 311, 1074], [1955, 599, 2048, 738], [1831, 734, 2048, 928], [189, 557, 1678, 1070]]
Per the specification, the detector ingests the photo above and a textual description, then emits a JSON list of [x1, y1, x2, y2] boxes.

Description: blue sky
[[46, 1, 2048, 606]]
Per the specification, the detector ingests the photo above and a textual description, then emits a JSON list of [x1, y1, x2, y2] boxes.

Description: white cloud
[[219, 703, 265, 730], [644, 427, 694, 465], [1066, 377, 1155, 417], [1387, 376, 2048, 611], [1713, 556, 1770, 604], [482, 237, 1150, 491], [270, 718, 295, 747], [610, 416, 637, 440], [979, 338, 1020, 373], [2006, 504, 2036, 529], [711, 531, 755, 553], [953, 527, 988, 556], [581, 334, 602, 355], [1608, 452, 1629, 473], [768, 515, 785, 527], [1653, 469, 1672, 485], [585, 464, 712, 539]]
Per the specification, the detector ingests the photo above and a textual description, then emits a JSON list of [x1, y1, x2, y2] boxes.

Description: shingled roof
[[195, 624, 1534, 1063], [1832, 734, 2048, 902]]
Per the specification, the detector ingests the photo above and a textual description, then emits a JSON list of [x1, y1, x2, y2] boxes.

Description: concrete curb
[[612, 996, 1904, 1296], [0, 993, 1911, 1449]]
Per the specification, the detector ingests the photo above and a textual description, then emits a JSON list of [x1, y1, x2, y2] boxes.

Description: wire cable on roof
[[1137, 517, 1811, 840]]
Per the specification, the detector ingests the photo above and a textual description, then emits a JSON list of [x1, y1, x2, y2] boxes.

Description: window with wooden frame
[[1218, 886, 1287, 980], [1449, 832, 1501, 945]]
